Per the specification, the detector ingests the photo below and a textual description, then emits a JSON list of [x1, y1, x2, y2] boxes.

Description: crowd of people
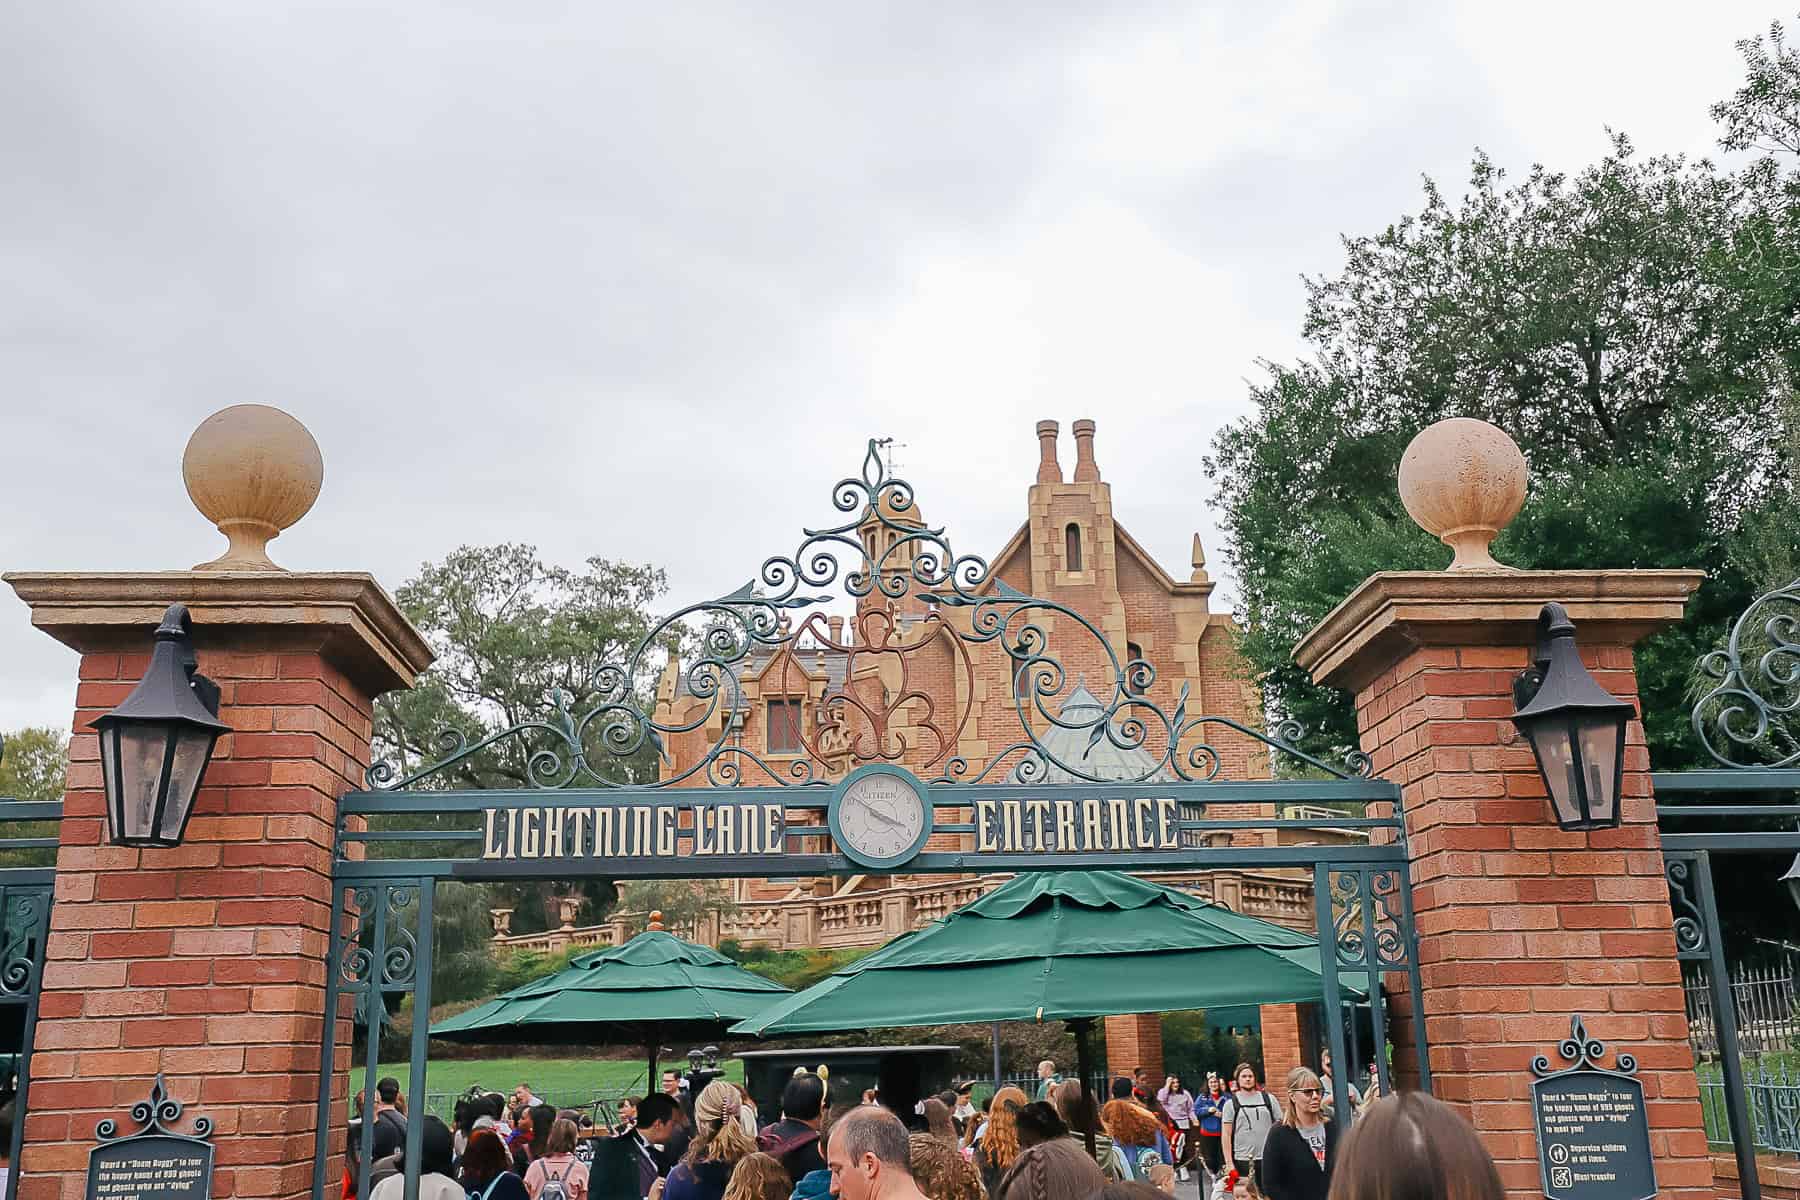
[[341, 1056, 1506, 1200]]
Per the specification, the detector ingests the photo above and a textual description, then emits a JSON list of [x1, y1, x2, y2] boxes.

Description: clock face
[[833, 769, 930, 867]]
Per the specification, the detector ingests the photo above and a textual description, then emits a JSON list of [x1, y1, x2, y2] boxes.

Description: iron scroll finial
[[1530, 1014, 1639, 1079], [1692, 574, 1800, 768], [95, 1074, 214, 1142]]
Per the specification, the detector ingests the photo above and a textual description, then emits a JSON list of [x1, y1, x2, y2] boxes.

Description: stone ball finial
[[648, 909, 665, 932], [182, 404, 324, 571], [1397, 417, 1528, 571]]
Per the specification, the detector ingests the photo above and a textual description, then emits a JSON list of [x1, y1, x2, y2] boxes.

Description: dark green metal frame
[[0, 792, 60, 1200], [1656, 767, 1800, 1200], [320, 440, 1427, 1198]]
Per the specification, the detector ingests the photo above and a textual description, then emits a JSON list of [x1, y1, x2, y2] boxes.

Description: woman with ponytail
[[665, 1081, 759, 1200]]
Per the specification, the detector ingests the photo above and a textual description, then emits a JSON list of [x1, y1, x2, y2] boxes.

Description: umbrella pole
[[1069, 1018, 1097, 1159], [991, 1021, 1002, 1094], [646, 1041, 658, 1096]]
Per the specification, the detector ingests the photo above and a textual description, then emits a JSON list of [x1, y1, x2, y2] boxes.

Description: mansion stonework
[[489, 421, 1353, 962]]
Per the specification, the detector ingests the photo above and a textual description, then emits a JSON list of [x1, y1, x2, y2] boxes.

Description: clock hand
[[863, 806, 903, 829]]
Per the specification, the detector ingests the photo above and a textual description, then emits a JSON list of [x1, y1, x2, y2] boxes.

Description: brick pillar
[[1295, 570, 1712, 1199], [1103, 1013, 1163, 1080], [1257, 1004, 1305, 1089], [5, 573, 430, 1200]]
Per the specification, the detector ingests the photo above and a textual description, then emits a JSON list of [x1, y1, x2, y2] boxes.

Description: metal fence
[[1686, 959, 1799, 1058], [413, 1088, 634, 1124], [950, 1071, 1109, 1098], [1699, 1056, 1800, 1156]]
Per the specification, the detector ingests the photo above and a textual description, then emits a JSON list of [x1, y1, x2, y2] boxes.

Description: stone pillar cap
[[4, 570, 433, 696], [1293, 569, 1704, 693]]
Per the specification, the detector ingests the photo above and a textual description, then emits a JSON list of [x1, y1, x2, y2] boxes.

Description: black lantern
[[1510, 603, 1635, 831], [91, 604, 230, 847]]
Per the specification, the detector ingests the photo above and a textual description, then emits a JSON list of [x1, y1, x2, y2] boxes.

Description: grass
[[377, 1056, 745, 1120]]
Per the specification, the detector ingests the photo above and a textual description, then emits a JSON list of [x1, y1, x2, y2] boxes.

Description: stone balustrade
[[487, 869, 1315, 959]]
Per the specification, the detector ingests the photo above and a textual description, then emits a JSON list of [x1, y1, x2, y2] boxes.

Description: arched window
[[1065, 523, 1083, 572]]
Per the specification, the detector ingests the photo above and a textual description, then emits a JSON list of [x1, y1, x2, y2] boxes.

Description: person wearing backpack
[[1218, 1063, 1283, 1189], [370, 1116, 462, 1200], [524, 1119, 590, 1200], [754, 1073, 826, 1184]]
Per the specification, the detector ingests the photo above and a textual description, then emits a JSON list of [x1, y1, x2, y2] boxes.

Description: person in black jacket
[[1257, 1067, 1338, 1200]]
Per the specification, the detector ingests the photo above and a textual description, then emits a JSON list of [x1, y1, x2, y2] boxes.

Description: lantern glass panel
[[118, 723, 175, 841], [1574, 712, 1622, 825], [1528, 718, 1582, 827], [159, 727, 216, 842]]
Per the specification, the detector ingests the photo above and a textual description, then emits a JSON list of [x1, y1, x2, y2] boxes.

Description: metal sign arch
[[320, 440, 1426, 1199]]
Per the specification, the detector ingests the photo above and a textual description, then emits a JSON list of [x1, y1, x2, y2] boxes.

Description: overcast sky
[[0, 1, 1781, 733]]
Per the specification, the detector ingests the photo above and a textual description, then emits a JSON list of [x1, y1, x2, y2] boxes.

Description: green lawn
[[378, 1057, 745, 1121]]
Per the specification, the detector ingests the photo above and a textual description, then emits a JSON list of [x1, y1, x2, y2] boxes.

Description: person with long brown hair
[[972, 1085, 1026, 1198], [461, 1129, 529, 1200], [665, 1081, 759, 1200], [1326, 1092, 1503, 1200], [907, 1133, 985, 1200], [1258, 1068, 1337, 1200], [922, 1098, 958, 1148]]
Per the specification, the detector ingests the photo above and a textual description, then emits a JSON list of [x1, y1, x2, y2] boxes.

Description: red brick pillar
[[1294, 570, 1713, 1199], [6, 573, 430, 1200], [1103, 1013, 1163, 1081], [1257, 1004, 1305, 1090]]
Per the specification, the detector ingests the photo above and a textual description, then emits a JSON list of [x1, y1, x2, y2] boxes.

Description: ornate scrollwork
[[1532, 1014, 1639, 1077], [1331, 871, 1367, 968], [336, 886, 377, 992], [1692, 575, 1800, 768], [97, 1074, 213, 1142], [370, 440, 1371, 791], [0, 891, 42, 997], [1663, 858, 1707, 956], [381, 887, 419, 989], [1369, 871, 1409, 969]]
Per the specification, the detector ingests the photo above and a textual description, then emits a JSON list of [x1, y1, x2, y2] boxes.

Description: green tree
[[376, 544, 672, 935], [0, 727, 67, 801], [1208, 119, 1800, 768], [1713, 17, 1800, 156]]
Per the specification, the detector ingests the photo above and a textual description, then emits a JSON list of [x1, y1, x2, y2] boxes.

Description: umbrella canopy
[[434, 929, 791, 1052], [731, 871, 1361, 1036]]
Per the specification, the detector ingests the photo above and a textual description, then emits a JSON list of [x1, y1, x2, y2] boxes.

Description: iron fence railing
[[1685, 960, 1799, 1058], [412, 1088, 634, 1124], [951, 1071, 1109, 1099], [1699, 1056, 1800, 1156]]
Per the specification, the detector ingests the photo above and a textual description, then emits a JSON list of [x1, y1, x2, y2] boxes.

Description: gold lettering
[[656, 807, 677, 857], [567, 808, 588, 856], [505, 808, 519, 858], [718, 806, 737, 855], [693, 805, 715, 855], [1157, 799, 1178, 849], [1023, 799, 1051, 851], [975, 801, 997, 852], [1000, 800, 1023, 853], [483, 808, 501, 859], [596, 807, 615, 857], [521, 809, 541, 859], [765, 805, 784, 853], [546, 808, 565, 857], [1054, 801, 1077, 852], [1081, 799, 1104, 852], [1107, 798, 1130, 851], [631, 807, 652, 857]]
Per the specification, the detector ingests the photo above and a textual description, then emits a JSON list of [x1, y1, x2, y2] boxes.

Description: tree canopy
[[378, 544, 672, 936], [1207, 23, 1800, 769], [0, 728, 67, 802]]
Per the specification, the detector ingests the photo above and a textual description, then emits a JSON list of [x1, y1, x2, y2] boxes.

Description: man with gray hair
[[826, 1106, 927, 1200]]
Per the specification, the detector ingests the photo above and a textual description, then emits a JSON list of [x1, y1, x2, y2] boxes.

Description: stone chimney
[[827, 615, 844, 644], [1072, 419, 1100, 483], [1035, 420, 1062, 483]]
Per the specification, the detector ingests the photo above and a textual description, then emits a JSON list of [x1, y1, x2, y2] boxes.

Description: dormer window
[[1065, 523, 1083, 572]]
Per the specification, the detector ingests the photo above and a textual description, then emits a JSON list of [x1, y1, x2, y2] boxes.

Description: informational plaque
[[87, 1138, 213, 1200], [86, 1076, 215, 1200], [1529, 1016, 1656, 1200]]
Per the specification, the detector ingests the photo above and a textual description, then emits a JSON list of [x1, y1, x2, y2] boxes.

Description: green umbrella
[[434, 928, 791, 1081], [729, 872, 1359, 1154]]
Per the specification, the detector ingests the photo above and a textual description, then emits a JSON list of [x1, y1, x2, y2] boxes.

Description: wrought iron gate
[[318, 441, 1427, 1198], [0, 769, 60, 1200]]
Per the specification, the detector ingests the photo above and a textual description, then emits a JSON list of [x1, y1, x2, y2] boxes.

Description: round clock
[[830, 765, 932, 870]]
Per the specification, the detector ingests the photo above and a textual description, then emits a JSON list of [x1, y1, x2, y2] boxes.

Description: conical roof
[[1006, 680, 1170, 784]]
